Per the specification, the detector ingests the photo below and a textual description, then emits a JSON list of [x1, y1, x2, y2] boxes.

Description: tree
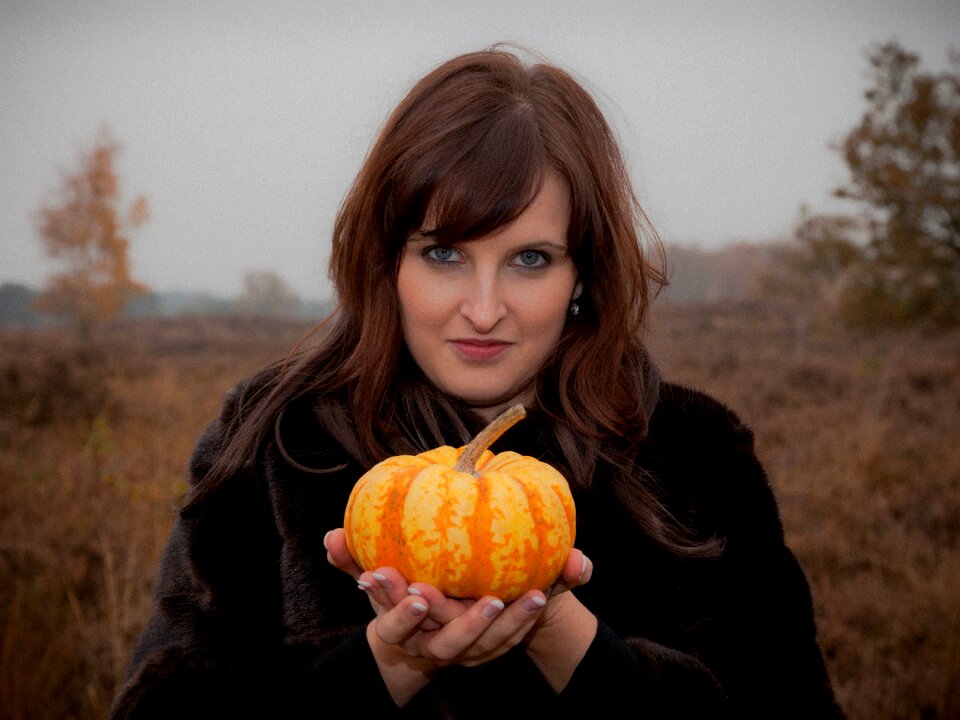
[[35, 129, 149, 336], [827, 41, 960, 327], [235, 270, 301, 319]]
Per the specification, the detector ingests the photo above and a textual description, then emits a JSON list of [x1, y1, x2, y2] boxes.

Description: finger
[[491, 589, 548, 644], [407, 583, 474, 627], [461, 589, 551, 666], [427, 589, 549, 665], [324, 529, 364, 579], [361, 567, 414, 610], [548, 549, 592, 598], [371, 595, 431, 646], [421, 596, 508, 663], [405, 586, 443, 632]]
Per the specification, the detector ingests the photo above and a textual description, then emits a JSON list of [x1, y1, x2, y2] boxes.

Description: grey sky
[[1, 0, 957, 301]]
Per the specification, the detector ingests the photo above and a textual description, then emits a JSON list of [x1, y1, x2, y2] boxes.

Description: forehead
[[420, 168, 570, 242], [493, 170, 570, 242]]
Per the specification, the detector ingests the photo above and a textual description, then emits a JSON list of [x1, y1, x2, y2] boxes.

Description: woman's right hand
[[325, 529, 550, 664], [359, 565, 552, 668]]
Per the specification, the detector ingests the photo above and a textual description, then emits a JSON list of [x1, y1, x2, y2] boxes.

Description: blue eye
[[425, 246, 461, 263], [514, 250, 548, 268]]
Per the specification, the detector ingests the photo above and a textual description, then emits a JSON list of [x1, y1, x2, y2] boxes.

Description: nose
[[460, 270, 507, 333]]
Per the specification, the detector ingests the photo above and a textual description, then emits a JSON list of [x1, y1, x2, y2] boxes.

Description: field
[[1, 306, 958, 719]]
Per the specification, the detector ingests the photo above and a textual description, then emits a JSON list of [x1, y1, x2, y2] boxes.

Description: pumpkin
[[343, 404, 575, 601]]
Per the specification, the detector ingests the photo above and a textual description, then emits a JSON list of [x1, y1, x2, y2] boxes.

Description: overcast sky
[[2, 0, 957, 301]]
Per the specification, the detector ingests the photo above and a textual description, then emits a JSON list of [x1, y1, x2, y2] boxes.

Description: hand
[[362, 567, 556, 668], [325, 528, 596, 700], [396, 546, 593, 669], [324, 528, 553, 662], [324, 528, 593, 664]]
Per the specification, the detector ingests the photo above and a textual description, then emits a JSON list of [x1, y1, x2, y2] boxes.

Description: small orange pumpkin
[[343, 404, 576, 601]]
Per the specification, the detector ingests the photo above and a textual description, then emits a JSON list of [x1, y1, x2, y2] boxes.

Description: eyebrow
[[407, 230, 436, 242], [406, 233, 568, 253], [530, 242, 570, 253]]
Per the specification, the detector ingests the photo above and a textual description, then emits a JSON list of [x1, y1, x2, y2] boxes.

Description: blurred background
[[1, 1, 958, 718]]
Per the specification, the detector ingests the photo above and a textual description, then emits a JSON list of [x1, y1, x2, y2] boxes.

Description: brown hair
[[329, 46, 666, 442], [190, 47, 716, 555]]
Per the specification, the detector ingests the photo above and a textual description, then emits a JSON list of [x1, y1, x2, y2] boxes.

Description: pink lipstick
[[451, 340, 511, 361]]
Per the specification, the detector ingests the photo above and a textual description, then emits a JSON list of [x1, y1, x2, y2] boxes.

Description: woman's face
[[397, 170, 581, 421]]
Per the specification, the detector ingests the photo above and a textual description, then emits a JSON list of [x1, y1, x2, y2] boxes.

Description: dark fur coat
[[109, 378, 846, 719]]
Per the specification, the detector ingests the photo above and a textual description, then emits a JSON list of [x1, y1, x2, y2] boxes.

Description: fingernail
[[407, 586, 423, 596], [357, 581, 372, 592], [483, 599, 505, 619], [523, 595, 547, 613], [323, 530, 332, 550], [409, 602, 427, 616], [372, 572, 391, 589], [578, 555, 590, 584]]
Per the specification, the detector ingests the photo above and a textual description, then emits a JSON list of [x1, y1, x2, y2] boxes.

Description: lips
[[451, 339, 512, 361]]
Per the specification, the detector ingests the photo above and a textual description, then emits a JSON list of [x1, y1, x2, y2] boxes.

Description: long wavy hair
[[190, 47, 716, 555]]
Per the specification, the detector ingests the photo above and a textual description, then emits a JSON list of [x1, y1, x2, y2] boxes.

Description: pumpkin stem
[[453, 404, 527, 476]]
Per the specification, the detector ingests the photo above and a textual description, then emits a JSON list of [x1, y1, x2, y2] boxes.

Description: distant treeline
[[0, 282, 335, 329], [659, 242, 773, 304]]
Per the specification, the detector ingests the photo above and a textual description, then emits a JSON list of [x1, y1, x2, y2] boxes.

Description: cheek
[[397, 263, 446, 339], [520, 278, 576, 336]]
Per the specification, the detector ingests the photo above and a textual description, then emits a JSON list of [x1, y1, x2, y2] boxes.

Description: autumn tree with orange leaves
[[35, 130, 149, 336]]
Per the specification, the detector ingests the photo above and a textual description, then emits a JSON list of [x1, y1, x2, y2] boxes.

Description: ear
[[572, 282, 583, 301]]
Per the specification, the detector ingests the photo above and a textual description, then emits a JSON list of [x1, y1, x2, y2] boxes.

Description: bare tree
[[235, 270, 301, 319]]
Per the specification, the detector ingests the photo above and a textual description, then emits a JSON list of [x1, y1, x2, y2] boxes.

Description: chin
[[450, 385, 533, 416]]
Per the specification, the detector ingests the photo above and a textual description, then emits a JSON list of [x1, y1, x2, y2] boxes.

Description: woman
[[110, 47, 846, 718]]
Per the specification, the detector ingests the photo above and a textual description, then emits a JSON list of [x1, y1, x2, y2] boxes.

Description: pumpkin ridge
[[522, 478, 543, 591], [373, 465, 422, 576], [434, 468, 460, 593], [472, 473, 500, 596], [403, 465, 448, 587]]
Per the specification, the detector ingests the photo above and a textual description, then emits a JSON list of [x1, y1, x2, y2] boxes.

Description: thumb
[[548, 549, 592, 598], [325, 528, 365, 580]]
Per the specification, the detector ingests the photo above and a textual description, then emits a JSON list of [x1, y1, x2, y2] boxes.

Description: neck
[[467, 390, 536, 424]]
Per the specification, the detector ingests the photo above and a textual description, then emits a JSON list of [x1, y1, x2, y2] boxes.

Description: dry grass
[[648, 302, 960, 719], [1, 308, 958, 719]]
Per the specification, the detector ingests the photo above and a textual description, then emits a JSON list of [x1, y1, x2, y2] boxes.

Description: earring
[[569, 301, 580, 317]]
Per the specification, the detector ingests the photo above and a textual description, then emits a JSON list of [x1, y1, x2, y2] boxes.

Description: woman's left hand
[[324, 527, 592, 631], [325, 528, 550, 664], [326, 527, 596, 689]]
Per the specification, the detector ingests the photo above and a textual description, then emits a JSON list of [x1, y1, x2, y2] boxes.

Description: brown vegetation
[[1, 309, 957, 719]]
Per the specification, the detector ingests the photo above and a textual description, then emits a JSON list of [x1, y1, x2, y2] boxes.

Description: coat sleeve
[[108, 383, 401, 719], [557, 384, 846, 719], [559, 619, 730, 716]]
